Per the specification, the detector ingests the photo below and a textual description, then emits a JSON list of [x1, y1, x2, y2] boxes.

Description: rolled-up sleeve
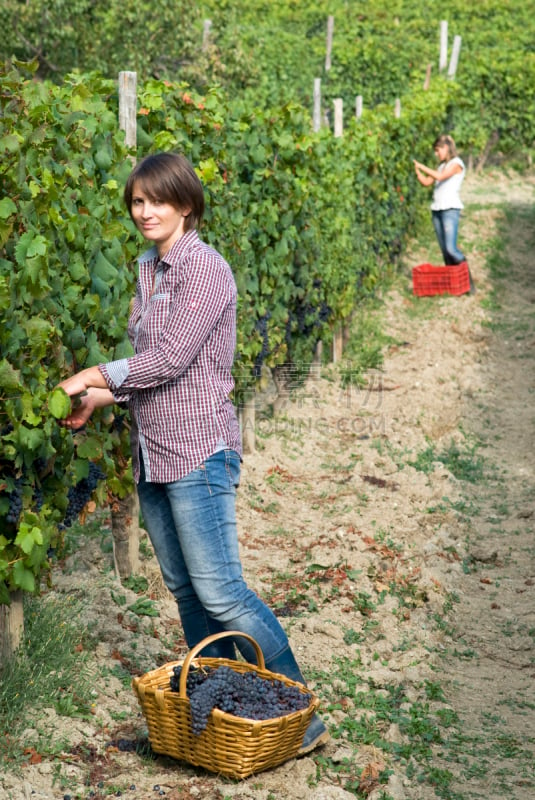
[[99, 360, 131, 403]]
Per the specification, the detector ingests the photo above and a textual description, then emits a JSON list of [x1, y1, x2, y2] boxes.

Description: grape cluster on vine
[[170, 664, 310, 735], [5, 477, 23, 524], [62, 463, 106, 528], [2, 456, 49, 526]]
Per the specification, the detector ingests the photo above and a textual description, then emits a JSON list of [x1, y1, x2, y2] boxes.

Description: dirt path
[[1, 170, 534, 800], [432, 173, 535, 799]]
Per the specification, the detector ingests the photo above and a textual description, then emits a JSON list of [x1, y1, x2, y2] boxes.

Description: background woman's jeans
[[136, 448, 289, 663], [432, 208, 465, 265]]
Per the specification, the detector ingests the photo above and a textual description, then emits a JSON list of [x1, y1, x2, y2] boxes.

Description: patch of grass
[[245, 482, 280, 514], [338, 308, 399, 389], [123, 574, 149, 593], [311, 657, 466, 798], [55, 512, 111, 560], [412, 439, 486, 484], [0, 593, 95, 769]]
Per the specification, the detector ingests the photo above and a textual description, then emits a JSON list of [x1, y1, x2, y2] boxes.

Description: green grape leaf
[[17, 425, 45, 451], [48, 387, 72, 420], [0, 360, 22, 391], [0, 197, 17, 219], [76, 435, 103, 459], [15, 523, 43, 555], [12, 559, 36, 592]]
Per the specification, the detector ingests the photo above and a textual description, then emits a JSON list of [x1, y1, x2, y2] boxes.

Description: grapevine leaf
[[76, 435, 103, 459], [48, 387, 72, 420], [12, 559, 36, 592], [0, 359, 22, 391], [0, 197, 17, 219], [24, 317, 55, 347], [14, 232, 47, 265], [17, 426, 45, 451], [113, 339, 134, 359], [15, 523, 43, 555], [91, 250, 118, 282], [21, 393, 42, 426], [0, 134, 21, 154]]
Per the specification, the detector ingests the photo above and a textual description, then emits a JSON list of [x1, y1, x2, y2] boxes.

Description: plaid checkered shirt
[[99, 229, 242, 483]]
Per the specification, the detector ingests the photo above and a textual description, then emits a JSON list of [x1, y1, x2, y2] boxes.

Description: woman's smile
[[131, 182, 188, 256]]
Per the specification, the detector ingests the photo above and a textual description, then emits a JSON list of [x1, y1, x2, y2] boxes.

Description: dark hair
[[433, 134, 458, 159], [124, 152, 205, 231]]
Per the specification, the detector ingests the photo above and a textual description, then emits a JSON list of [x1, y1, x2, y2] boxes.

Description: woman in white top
[[414, 134, 466, 267]]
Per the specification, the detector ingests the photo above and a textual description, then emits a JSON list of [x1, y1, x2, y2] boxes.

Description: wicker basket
[[132, 631, 320, 778], [412, 261, 470, 297]]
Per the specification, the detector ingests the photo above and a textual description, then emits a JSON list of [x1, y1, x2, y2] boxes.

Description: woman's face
[[130, 181, 189, 256], [434, 143, 450, 161]]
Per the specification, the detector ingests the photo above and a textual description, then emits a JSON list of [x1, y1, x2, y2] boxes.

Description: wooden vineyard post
[[332, 328, 343, 363], [202, 19, 212, 51], [312, 340, 323, 379], [448, 35, 462, 78], [113, 70, 141, 581], [0, 590, 23, 666], [394, 98, 401, 118], [355, 95, 363, 120], [111, 494, 141, 580], [241, 396, 256, 454], [331, 98, 344, 362], [333, 98, 343, 137], [118, 71, 137, 153]]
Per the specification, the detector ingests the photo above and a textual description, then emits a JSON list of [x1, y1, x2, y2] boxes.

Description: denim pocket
[[224, 449, 241, 488]]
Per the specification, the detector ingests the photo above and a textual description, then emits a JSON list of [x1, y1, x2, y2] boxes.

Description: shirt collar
[[137, 229, 200, 269]]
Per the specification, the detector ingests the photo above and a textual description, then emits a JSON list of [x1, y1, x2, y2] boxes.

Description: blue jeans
[[136, 448, 289, 663], [432, 208, 465, 265]]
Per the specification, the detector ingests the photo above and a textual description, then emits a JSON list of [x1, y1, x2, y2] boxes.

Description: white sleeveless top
[[431, 157, 465, 211]]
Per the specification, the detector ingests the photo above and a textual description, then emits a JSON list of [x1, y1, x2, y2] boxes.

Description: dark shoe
[[298, 713, 330, 756]]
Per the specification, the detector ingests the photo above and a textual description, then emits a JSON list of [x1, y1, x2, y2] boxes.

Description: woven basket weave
[[132, 631, 319, 778]]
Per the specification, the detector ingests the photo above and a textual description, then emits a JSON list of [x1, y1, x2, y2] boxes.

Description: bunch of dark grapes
[[33, 484, 44, 512], [5, 477, 23, 524], [170, 665, 310, 735], [169, 665, 212, 694], [62, 463, 105, 528], [111, 412, 127, 433], [290, 300, 332, 339], [2, 457, 48, 526]]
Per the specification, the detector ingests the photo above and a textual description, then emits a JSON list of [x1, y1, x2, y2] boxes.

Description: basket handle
[[178, 631, 265, 698]]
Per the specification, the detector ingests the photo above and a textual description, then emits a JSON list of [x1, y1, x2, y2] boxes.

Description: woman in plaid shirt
[[57, 152, 328, 755]]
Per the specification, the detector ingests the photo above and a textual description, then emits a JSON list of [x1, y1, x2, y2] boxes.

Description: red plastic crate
[[412, 261, 470, 297]]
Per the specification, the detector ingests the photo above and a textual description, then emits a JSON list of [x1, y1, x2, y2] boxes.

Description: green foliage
[[1, 1, 533, 162], [200, 0, 535, 162], [0, 62, 136, 598], [0, 0, 203, 82]]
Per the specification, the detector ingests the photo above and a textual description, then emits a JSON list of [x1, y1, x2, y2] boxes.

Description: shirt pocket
[[137, 292, 172, 350]]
